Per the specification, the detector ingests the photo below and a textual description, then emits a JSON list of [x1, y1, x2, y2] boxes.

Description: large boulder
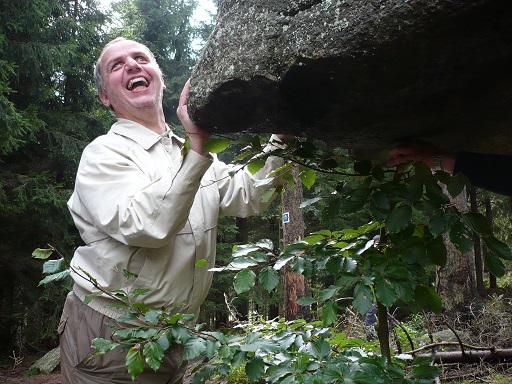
[[188, 0, 512, 155]]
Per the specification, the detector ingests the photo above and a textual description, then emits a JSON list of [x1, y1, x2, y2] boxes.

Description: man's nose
[[125, 58, 141, 70]]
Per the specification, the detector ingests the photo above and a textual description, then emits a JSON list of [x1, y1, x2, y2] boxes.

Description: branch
[[410, 341, 496, 355], [421, 348, 512, 364]]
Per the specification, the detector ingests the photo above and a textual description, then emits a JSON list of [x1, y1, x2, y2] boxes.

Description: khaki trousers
[[59, 292, 188, 384]]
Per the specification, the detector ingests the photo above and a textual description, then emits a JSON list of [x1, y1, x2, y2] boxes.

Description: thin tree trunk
[[377, 301, 391, 362], [470, 187, 484, 295], [282, 165, 309, 321], [436, 188, 479, 318], [485, 196, 497, 289]]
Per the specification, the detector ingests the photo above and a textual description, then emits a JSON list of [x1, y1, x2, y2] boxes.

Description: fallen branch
[[418, 347, 512, 364]]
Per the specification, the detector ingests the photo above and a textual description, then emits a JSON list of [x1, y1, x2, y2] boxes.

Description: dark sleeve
[[454, 151, 512, 196]]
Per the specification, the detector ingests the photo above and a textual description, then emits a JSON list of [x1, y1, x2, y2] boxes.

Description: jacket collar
[[110, 118, 183, 150]]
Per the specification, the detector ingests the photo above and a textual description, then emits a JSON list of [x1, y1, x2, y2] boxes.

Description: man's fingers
[[178, 79, 191, 110]]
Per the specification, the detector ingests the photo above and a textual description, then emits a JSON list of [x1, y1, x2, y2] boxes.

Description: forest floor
[[2, 354, 512, 383], [0, 357, 202, 384], [2, 293, 512, 383], [0, 358, 60, 384]]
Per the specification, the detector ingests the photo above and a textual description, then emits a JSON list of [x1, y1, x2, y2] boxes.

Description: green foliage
[[33, 133, 497, 382]]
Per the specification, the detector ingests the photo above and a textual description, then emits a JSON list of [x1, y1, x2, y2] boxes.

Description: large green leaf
[[321, 300, 339, 326], [371, 190, 390, 211], [385, 205, 412, 233], [246, 356, 265, 382], [32, 248, 54, 260], [205, 339, 220, 359], [425, 236, 447, 266], [38, 270, 71, 286], [261, 187, 277, 203], [405, 179, 424, 205], [42, 258, 67, 274], [393, 280, 415, 303], [233, 243, 263, 257], [247, 157, 266, 175], [171, 325, 192, 344], [240, 339, 281, 352], [428, 209, 451, 238], [202, 138, 230, 153], [299, 167, 316, 189], [310, 339, 331, 360], [234, 269, 256, 294], [425, 178, 450, 204], [484, 236, 512, 261], [300, 197, 324, 208], [336, 273, 359, 290], [230, 256, 259, 269], [156, 331, 173, 351], [352, 283, 374, 315], [143, 342, 164, 372], [183, 337, 207, 360], [125, 347, 145, 380], [446, 173, 469, 198], [319, 285, 341, 301], [190, 366, 215, 384], [297, 296, 316, 306], [340, 189, 371, 214], [409, 363, 441, 379], [461, 213, 493, 235], [484, 252, 506, 277], [92, 337, 118, 354], [259, 266, 280, 291], [425, 287, 442, 315], [449, 222, 474, 254], [374, 277, 397, 308], [410, 286, 427, 314]]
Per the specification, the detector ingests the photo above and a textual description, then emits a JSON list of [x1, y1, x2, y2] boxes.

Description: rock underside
[[189, 0, 512, 156]]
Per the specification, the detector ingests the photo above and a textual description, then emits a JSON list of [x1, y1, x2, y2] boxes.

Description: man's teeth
[[128, 77, 148, 90]]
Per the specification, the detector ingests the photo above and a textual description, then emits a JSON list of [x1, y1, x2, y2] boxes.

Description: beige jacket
[[68, 119, 284, 321]]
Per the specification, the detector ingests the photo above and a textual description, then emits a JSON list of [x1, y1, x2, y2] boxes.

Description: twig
[[224, 292, 242, 323], [9, 350, 23, 368], [443, 320, 467, 359], [388, 311, 415, 353]]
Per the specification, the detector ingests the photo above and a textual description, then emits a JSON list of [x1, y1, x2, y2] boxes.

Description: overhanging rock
[[188, 0, 512, 155]]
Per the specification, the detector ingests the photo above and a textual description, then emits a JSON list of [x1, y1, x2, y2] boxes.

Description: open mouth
[[127, 77, 149, 91]]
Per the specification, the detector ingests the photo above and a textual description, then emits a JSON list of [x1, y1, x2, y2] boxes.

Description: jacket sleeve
[[212, 135, 287, 218], [71, 146, 212, 248], [454, 151, 512, 196]]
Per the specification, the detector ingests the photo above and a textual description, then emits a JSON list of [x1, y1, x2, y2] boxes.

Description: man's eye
[[136, 56, 148, 62], [111, 62, 122, 71]]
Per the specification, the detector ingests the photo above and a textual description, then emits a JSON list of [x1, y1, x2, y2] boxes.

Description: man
[[58, 37, 290, 383]]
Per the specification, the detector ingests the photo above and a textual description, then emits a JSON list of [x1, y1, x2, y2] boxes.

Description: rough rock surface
[[189, 0, 512, 155]]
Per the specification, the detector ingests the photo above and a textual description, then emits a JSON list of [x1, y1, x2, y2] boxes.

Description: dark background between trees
[[1, 0, 511, 360]]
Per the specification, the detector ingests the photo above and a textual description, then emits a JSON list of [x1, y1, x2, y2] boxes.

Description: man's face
[[98, 40, 165, 119]]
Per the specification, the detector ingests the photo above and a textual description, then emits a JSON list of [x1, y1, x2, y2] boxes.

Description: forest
[[1, 0, 512, 383]]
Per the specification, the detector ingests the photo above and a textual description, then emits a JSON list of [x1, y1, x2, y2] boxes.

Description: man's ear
[[99, 92, 111, 108]]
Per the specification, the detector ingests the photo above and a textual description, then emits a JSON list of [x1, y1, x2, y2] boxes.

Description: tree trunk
[[235, 217, 248, 243], [485, 196, 497, 289], [436, 188, 479, 318], [377, 301, 391, 362], [282, 165, 309, 321], [470, 187, 484, 295]]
